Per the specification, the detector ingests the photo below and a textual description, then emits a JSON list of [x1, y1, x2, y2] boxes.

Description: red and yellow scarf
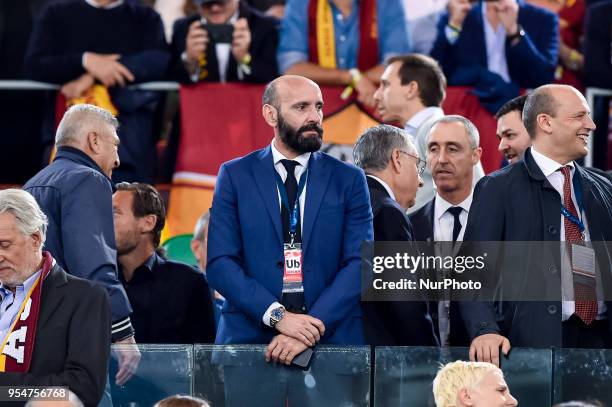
[[307, 0, 379, 71], [0, 252, 54, 372]]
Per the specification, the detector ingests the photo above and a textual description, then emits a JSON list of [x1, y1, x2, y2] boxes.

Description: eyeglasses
[[398, 150, 427, 176]]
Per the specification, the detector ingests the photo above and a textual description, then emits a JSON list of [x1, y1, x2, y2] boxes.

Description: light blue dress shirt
[[278, 0, 411, 73]]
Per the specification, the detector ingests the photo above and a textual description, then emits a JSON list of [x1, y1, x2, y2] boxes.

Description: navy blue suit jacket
[[430, 0, 559, 89], [207, 146, 373, 345], [461, 148, 612, 347]]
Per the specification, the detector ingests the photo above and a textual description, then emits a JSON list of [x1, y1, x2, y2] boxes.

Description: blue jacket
[[24, 147, 132, 333], [430, 0, 559, 89], [207, 147, 373, 345]]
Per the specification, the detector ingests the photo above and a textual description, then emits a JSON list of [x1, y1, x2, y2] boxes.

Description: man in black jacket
[[170, 0, 279, 83], [463, 85, 612, 365], [353, 124, 438, 346], [114, 182, 216, 344], [0, 189, 110, 406]]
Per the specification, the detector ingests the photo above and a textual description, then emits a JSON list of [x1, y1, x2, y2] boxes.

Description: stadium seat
[[161, 234, 198, 267]]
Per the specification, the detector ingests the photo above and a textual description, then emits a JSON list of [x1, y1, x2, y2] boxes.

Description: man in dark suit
[[352, 124, 438, 346], [113, 182, 216, 344], [430, 0, 558, 109], [408, 115, 483, 347], [462, 84, 612, 366], [0, 189, 110, 406], [170, 0, 279, 83]]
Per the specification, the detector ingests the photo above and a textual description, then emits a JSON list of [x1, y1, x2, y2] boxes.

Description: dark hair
[[155, 395, 210, 407], [522, 86, 559, 139], [116, 182, 166, 248], [385, 54, 446, 107], [495, 94, 528, 119]]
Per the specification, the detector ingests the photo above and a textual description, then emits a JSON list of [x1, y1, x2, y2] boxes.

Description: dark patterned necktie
[[560, 166, 597, 325]]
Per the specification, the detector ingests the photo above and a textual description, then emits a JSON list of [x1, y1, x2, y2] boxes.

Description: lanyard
[[560, 166, 585, 234], [0, 275, 41, 355], [561, 205, 585, 234], [274, 167, 308, 245]]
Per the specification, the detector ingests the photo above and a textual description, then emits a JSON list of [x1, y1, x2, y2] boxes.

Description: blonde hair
[[432, 360, 500, 407]]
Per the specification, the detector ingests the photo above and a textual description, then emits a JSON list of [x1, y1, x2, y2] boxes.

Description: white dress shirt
[[262, 140, 311, 326], [366, 175, 396, 201], [432, 192, 473, 346], [433, 193, 473, 242], [530, 147, 606, 320]]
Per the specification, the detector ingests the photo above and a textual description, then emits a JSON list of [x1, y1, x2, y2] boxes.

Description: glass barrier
[[103, 345, 612, 406], [374, 347, 552, 407], [554, 348, 612, 405], [109, 344, 193, 407], [193, 345, 371, 407]]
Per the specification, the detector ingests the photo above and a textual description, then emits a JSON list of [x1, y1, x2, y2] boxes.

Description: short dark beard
[[277, 113, 323, 154]]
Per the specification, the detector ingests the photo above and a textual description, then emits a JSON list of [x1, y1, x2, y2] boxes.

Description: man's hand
[[185, 20, 209, 65], [275, 312, 325, 347], [265, 334, 309, 365], [112, 336, 141, 385], [60, 73, 95, 99], [231, 18, 252, 63], [83, 52, 134, 87], [448, 0, 472, 28], [495, 0, 519, 35], [354, 75, 377, 107], [469, 333, 511, 367]]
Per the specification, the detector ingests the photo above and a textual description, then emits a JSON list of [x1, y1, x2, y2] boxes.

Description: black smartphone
[[291, 347, 314, 370], [201, 23, 234, 44]]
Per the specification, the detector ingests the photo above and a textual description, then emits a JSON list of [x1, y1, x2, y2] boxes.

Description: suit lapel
[[425, 198, 435, 240], [302, 152, 332, 254], [252, 147, 283, 245]]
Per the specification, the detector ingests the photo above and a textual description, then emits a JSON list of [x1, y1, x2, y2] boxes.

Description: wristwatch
[[270, 306, 286, 328], [506, 25, 525, 44]]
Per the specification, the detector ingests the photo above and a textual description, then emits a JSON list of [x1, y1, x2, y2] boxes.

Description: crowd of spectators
[[0, 0, 610, 184]]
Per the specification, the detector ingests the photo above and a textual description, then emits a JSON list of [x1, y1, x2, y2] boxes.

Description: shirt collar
[[434, 191, 473, 220], [84, 0, 124, 9], [0, 270, 42, 300], [530, 147, 575, 178], [366, 175, 397, 201], [271, 139, 311, 169], [404, 107, 444, 134]]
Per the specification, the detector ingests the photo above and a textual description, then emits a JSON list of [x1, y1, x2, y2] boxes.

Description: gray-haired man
[[408, 114, 483, 347], [0, 189, 110, 406], [353, 124, 439, 346], [24, 104, 140, 388]]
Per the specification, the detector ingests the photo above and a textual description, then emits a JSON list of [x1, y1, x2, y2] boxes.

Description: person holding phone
[[170, 0, 279, 83]]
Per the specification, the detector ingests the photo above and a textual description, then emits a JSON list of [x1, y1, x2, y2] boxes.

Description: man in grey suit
[[373, 53, 484, 212]]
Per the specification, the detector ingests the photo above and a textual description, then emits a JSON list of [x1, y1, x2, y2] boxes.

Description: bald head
[[522, 85, 586, 139], [262, 75, 321, 110], [55, 104, 118, 148]]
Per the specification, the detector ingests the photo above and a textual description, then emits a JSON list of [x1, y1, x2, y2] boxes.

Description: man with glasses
[[408, 115, 483, 347], [353, 124, 439, 346]]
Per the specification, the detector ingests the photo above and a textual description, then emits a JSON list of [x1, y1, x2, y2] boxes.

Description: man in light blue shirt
[[278, 0, 411, 107]]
